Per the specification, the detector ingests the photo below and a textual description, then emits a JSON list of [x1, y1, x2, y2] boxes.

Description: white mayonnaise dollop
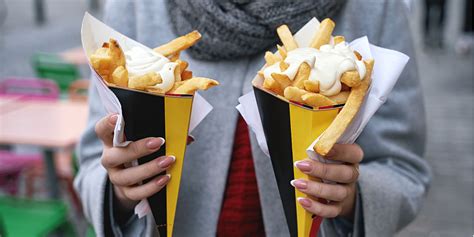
[[263, 42, 366, 96], [125, 46, 178, 93]]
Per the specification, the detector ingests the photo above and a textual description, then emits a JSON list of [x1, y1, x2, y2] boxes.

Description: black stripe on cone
[[110, 87, 167, 237], [253, 87, 297, 236]]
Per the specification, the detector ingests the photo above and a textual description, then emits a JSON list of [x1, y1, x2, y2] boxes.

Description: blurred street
[[0, 0, 472, 236]]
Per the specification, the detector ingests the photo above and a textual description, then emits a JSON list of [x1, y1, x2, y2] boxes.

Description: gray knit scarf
[[166, 0, 345, 60]]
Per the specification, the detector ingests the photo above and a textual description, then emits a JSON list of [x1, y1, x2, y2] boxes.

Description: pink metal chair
[[0, 77, 59, 195], [0, 151, 42, 195], [0, 77, 60, 100]]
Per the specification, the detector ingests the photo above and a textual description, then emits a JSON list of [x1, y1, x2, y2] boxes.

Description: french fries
[[292, 63, 311, 89], [304, 80, 319, 93], [153, 31, 201, 57], [314, 60, 374, 155], [90, 31, 218, 95], [301, 93, 336, 107], [265, 51, 281, 66], [277, 25, 299, 51], [341, 70, 361, 87], [90, 39, 126, 84], [129, 72, 162, 90], [271, 73, 292, 88], [310, 18, 335, 49], [258, 18, 372, 110], [171, 77, 219, 94]]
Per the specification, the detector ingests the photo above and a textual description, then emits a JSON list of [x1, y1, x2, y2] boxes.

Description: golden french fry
[[328, 91, 350, 104], [283, 86, 307, 103], [276, 25, 298, 51], [168, 52, 180, 62], [152, 81, 185, 94], [354, 50, 362, 61], [301, 93, 336, 107], [90, 38, 126, 83], [181, 70, 193, 80], [334, 35, 345, 45], [310, 18, 335, 49], [172, 77, 219, 94], [280, 61, 289, 71], [108, 39, 126, 68], [271, 73, 292, 89], [315, 59, 374, 155], [177, 60, 188, 71], [257, 70, 264, 77], [128, 72, 162, 90], [264, 51, 281, 66], [154, 31, 201, 56], [341, 70, 361, 87], [277, 45, 288, 59], [292, 62, 311, 88], [304, 80, 320, 93], [174, 63, 182, 82], [263, 77, 283, 95], [111, 66, 128, 87]]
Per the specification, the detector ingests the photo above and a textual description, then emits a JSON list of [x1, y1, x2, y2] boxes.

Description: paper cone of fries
[[251, 17, 375, 237], [81, 13, 216, 237], [253, 78, 341, 237], [110, 86, 192, 237]]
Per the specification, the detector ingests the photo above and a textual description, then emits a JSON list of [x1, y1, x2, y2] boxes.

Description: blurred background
[[0, 0, 472, 236]]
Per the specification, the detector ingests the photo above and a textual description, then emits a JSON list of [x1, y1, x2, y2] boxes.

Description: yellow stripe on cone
[[164, 96, 193, 237], [289, 104, 339, 237]]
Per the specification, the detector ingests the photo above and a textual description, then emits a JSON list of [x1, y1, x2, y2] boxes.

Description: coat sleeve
[[73, 1, 151, 236], [346, 1, 432, 236]]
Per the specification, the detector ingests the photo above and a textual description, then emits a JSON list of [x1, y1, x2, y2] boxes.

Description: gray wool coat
[[74, 0, 432, 236]]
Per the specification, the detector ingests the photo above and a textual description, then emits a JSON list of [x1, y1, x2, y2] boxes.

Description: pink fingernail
[[157, 156, 175, 168], [146, 137, 165, 149], [297, 197, 312, 208], [295, 161, 312, 172], [109, 114, 118, 125], [156, 174, 171, 186], [290, 179, 308, 190]]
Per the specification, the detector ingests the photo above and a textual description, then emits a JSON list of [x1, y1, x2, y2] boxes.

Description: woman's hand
[[95, 114, 175, 212], [292, 144, 363, 220]]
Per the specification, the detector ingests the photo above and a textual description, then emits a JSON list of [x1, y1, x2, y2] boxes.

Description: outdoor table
[[0, 99, 88, 199], [59, 47, 88, 65]]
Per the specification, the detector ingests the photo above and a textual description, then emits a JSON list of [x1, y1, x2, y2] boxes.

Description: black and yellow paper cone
[[110, 86, 193, 237], [253, 85, 341, 237]]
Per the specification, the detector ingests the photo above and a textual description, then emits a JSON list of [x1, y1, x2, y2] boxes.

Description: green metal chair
[[0, 196, 75, 236], [32, 53, 81, 93]]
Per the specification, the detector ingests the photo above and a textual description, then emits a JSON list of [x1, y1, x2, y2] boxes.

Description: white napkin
[[237, 18, 409, 167], [81, 12, 213, 218]]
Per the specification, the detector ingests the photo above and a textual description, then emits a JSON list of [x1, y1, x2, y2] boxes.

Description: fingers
[[120, 174, 171, 201], [291, 179, 349, 202], [325, 144, 364, 164], [101, 137, 165, 168], [297, 197, 342, 218], [295, 159, 359, 184], [95, 114, 118, 147], [109, 156, 175, 186]]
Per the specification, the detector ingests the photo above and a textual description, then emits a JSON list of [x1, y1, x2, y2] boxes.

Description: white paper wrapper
[[237, 18, 409, 168], [81, 12, 213, 217]]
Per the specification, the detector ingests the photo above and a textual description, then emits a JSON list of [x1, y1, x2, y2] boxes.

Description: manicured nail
[[146, 137, 165, 149], [297, 197, 312, 208], [295, 161, 312, 172], [290, 179, 308, 190], [109, 114, 118, 125], [156, 174, 171, 186], [158, 156, 175, 168]]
